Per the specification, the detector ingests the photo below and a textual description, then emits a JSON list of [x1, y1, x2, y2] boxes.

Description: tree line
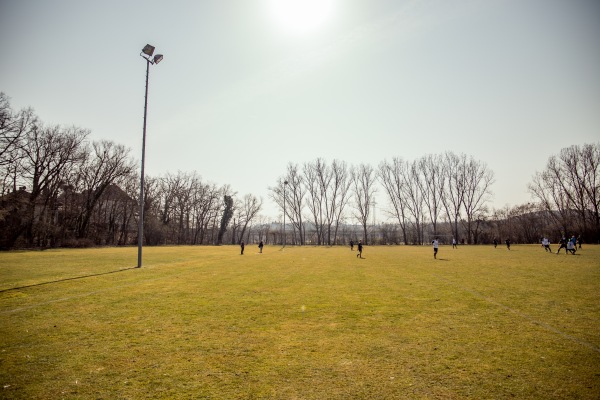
[[1, 92, 599, 249], [0, 93, 262, 249], [269, 153, 495, 246], [270, 144, 599, 246]]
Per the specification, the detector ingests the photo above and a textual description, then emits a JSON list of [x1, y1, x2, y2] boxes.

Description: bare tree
[[109, 171, 138, 245], [72, 140, 135, 239], [20, 124, 88, 245], [190, 181, 220, 245], [462, 157, 494, 244], [327, 159, 352, 245], [0, 94, 38, 195], [157, 172, 187, 244], [529, 143, 599, 242], [419, 154, 445, 237], [529, 168, 572, 238], [303, 159, 352, 245], [579, 144, 600, 241], [0, 93, 34, 165], [269, 163, 306, 244], [378, 158, 410, 244], [441, 152, 467, 243], [236, 193, 263, 243], [139, 176, 163, 245], [153, 171, 227, 245], [304, 158, 328, 245], [403, 160, 427, 244], [173, 173, 195, 244], [351, 163, 377, 244]]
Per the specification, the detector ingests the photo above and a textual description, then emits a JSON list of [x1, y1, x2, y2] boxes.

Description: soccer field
[[1, 245, 598, 399]]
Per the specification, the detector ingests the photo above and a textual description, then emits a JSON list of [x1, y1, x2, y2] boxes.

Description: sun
[[268, 0, 336, 36]]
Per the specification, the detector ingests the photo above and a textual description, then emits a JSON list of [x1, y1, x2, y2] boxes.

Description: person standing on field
[[505, 239, 511, 250], [258, 240, 264, 253], [542, 237, 551, 252], [432, 238, 439, 259], [350, 240, 354, 251], [240, 241, 245, 255], [356, 240, 363, 259], [452, 238, 457, 249], [556, 237, 567, 254], [566, 239, 576, 254]]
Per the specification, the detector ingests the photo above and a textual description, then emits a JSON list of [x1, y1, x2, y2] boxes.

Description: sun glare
[[268, 0, 336, 36]]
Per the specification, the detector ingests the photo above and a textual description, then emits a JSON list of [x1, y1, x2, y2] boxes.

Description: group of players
[[541, 235, 581, 254], [246, 235, 582, 259], [428, 235, 582, 259]]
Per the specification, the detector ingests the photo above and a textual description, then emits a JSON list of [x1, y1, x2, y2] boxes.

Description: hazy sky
[[1, 0, 599, 220]]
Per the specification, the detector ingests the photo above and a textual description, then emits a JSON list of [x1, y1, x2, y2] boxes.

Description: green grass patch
[[1, 245, 599, 399]]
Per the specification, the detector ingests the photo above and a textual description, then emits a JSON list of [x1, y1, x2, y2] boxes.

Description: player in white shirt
[[541, 237, 551, 252]]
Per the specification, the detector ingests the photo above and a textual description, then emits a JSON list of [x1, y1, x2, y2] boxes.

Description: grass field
[[1, 244, 599, 399]]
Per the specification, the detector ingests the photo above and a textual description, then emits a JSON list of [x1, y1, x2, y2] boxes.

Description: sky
[[1, 0, 599, 221]]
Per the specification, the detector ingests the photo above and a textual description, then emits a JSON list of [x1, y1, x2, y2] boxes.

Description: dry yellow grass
[[1, 244, 599, 399]]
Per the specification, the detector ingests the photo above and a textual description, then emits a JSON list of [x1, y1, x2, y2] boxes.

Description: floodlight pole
[[137, 45, 163, 268], [137, 58, 150, 268]]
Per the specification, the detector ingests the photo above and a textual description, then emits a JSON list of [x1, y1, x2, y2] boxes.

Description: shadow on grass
[[0, 267, 137, 294]]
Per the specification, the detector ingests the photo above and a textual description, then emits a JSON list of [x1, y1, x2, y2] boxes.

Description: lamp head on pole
[[142, 44, 155, 57], [141, 44, 164, 65]]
